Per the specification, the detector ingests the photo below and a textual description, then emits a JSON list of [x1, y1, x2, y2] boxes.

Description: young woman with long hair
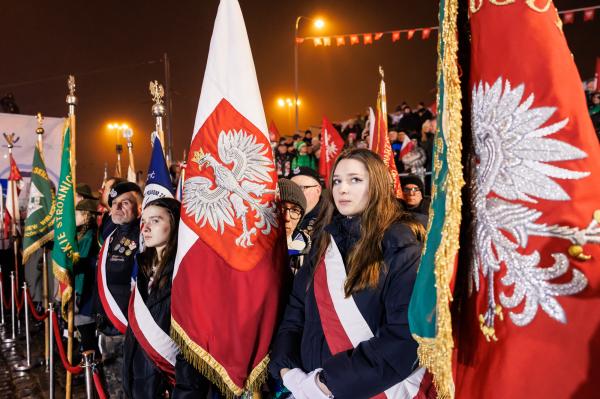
[[269, 148, 426, 399], [122, 197, 180, 398]]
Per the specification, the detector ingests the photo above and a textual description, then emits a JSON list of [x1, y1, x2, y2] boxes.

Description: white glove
[[298, 369, 332, 399], [282, 368, 308, 398]]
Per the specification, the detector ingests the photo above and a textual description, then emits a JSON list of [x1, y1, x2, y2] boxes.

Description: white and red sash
[[313, 237, 429, 399], [128, 282, 178, 382], [96, 229, 128, 334]]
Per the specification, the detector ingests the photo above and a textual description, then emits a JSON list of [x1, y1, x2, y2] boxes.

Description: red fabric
[[407, 30, 415, 40], [174, 98, 287, 392], [323, 37, 331, 47], [370, 81, 402, 198], [336, 36, 346, 46], [268, 120, 280, 142], [363, 34, 373, 45], [172, 235, 287, 391], [127, 289, 175, 384], [421, 28, 431, 40], [392, 31, 401, 42], [583, 9, 595, 22], [455, 4, 600, 398], [350, 35, 360, 45], [319, 116, 344, 186], [93, 370, 108, 399], [95, 235, 127, 334], [8, 154, 21, 181], [563, 12, 574, 24], [26, 288, 48, 321]]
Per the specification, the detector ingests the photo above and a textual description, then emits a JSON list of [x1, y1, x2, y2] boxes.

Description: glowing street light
[[295, 15, 325, 132]]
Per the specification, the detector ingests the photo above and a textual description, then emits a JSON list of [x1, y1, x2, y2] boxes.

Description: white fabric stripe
[[100, 230, 128, 327], [324, 238, 425, 399], [173, 221, 197, 279], [132, 284, 178, 366]]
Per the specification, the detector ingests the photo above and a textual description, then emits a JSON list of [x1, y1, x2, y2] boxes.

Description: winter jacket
[[269, 214, 421, 399], [122, 257, 174, 398]]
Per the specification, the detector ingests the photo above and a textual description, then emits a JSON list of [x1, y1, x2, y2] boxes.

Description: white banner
[[0, 113, 64, 185]]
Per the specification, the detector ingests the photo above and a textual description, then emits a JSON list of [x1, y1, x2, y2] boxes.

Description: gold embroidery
[[412, 0, 464, 397], [171, 318, 269, 399], [526, 0, 551, 13], [470, 0, 484, 13], [489, 0, 515, 5]]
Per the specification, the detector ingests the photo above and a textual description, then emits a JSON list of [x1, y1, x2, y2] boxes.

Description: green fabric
[[291, 154, 316, 170], [408, 1, 447, 340], [51, 124, 80, 311], [74, 228, 95, 296], [589, 104, 600, 116], [22, 144, 56, 262]]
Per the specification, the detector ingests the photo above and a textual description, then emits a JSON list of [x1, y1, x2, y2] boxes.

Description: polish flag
[[319, 116, 344, 186], [171, 1, 287, 397]]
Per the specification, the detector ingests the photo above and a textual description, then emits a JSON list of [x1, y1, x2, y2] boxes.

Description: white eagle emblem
[[182, 129, 278, 248], [471, 78, 600, 340], [323, 129, 339, 162]]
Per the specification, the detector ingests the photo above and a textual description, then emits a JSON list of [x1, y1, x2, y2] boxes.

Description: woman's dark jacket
[[269, 215, 421, 399], [122, 256, 174, 398]]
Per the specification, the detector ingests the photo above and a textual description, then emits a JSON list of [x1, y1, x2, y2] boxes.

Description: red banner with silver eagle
[[454, 2, 600, 398], [170, 0, 287, 397]]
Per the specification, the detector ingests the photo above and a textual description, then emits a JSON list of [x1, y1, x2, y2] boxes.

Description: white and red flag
[[319, 116, 344, 186], [368, 68, 402, 198], [171, 0, 287, 397], [455, 2, 600, 398], [6, 153, 22, 235]]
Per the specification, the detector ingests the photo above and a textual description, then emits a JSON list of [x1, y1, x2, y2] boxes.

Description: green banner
[[22, 144, 56, 263], [51, 123, 79, 312]]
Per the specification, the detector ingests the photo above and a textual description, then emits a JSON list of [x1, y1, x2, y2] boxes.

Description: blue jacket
[[269, 215, 421, 399]]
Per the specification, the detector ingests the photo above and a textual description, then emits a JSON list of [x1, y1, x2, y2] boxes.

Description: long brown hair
[[138, 198, 180, 290], [312, 149, 424, 297]]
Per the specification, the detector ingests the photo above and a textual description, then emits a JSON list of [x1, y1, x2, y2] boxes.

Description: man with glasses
[[400, 175, 430, 225], [278, 178, 308, 274], [290, 167, 323, 238]]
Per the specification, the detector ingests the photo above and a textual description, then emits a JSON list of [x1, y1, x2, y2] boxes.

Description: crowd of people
[[274, 102, 437, 196], [1, 101, 435, 398]]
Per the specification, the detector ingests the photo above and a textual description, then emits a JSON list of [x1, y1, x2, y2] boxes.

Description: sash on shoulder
[[96, 229, 128, 334], [313, 236, 429, 399], [128, 282, 178, 382]]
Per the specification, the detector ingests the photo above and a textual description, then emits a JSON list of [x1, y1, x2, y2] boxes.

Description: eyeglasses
[[402, 187, 421, 194], [298, 184, 319, 191], [281, 206, 303, 220]]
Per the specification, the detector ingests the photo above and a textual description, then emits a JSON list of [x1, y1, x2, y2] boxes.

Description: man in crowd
[[278, 178, 308, 274], [95, 181, 142, 397], [400, 175, 430, 225], [98, 177, 126, 240], [289, 167, 323, 237]]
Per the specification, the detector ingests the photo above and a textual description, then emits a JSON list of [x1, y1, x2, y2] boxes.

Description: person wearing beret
[[95, 181, 143, 398]]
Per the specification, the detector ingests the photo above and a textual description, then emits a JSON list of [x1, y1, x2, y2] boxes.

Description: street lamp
[[107, 122, 130, 178], [277, 97, 301, 134], [294, 16, 324, 134]]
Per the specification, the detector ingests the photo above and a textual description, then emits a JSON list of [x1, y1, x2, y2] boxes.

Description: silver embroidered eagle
[[471, 78, 599, 339], [182, 129, 277, 247]]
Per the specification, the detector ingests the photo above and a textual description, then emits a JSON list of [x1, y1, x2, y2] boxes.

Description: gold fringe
[[22, 231, 54, 264], [413, 0, 464, 398], [171, 318, 269, 399]]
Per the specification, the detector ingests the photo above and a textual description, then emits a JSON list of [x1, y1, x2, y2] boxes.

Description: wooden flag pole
[[65, 75, 77, 399], [2, 133, 21, 292]]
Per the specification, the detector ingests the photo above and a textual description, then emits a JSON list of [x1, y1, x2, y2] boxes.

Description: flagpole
[[65, 75, 77, 399], [2, 133, 21, 298], [35, 113, 51, 371], [150, 80, 167, 153]]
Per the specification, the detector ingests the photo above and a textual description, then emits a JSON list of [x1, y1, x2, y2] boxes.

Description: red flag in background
[[171, 0, 287, 397], [319, 116, 344, 186], [369, 67, 402, 198], [6, 153, 22, 233], [455, 3, 600, 398], [268, 119, 280, 142]]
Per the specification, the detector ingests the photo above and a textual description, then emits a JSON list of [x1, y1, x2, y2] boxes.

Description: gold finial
[[149, 80, 165, 105], [2, 132, 19, 148], [378, 65, 384, 80], [36, 112, 45, 135], [68, 75, 76, 96]]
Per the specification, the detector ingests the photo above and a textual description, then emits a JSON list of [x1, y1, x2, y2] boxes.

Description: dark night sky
[[1, 0, 598, 187]]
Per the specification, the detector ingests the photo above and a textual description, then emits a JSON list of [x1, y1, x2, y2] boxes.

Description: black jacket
[[269, 215, 421, 399], [95, 219, 140, 335], [122, 257, 174, 398]]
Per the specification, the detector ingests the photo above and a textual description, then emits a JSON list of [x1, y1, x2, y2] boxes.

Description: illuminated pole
[[150, 80, 167, 153], [294, 16, 323, 134]]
